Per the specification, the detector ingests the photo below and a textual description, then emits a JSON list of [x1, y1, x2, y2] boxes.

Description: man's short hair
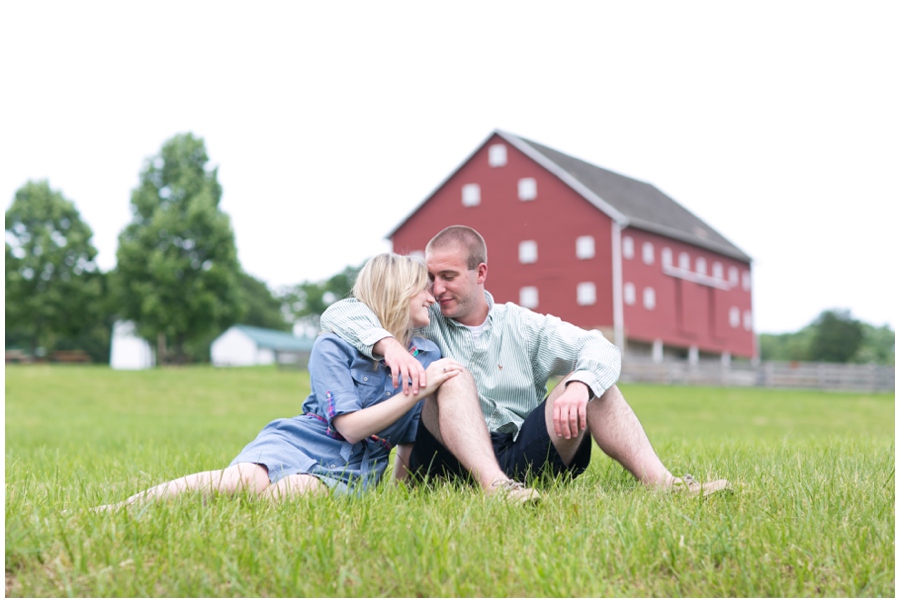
[[427, 225, 487, 270]]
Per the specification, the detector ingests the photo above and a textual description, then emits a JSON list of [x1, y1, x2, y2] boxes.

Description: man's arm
[[525, 310, 621, 439], [320, 298, 428, 395]]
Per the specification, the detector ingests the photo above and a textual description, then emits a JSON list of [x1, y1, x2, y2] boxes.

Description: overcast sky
[[2, 1, 897, 334]]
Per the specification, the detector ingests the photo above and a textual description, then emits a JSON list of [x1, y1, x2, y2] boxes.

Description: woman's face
[[409, 285, 436, 329]]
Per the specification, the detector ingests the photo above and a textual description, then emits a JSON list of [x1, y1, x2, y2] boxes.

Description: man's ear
[[476, 263, 488, 285]]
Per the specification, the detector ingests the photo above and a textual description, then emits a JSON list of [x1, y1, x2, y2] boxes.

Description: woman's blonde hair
[[352, 253, 430, 348]]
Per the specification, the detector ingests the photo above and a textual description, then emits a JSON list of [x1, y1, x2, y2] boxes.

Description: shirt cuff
[[563, 371, 603, 400]]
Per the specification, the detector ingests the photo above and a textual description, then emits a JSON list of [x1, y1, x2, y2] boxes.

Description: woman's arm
[[332, 358, 463, 444]]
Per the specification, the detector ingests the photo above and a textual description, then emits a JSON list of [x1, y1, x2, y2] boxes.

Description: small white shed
[[211, 325, 316, 367], [110, 320, 156, 370]]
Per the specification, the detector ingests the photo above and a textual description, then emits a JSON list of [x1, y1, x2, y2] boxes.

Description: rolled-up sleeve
[[308, 335, 367, 435], [320, 298, 394, 360]]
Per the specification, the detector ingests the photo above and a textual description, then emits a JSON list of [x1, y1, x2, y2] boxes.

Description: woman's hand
[[419, 358, 465, 398]]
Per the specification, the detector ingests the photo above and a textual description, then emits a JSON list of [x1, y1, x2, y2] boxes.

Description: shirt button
[[363, 377, 369, 381]]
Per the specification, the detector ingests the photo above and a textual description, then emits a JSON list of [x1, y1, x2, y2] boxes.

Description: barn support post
[[652, 339, 664, 364], [611, 221, 625, 353]]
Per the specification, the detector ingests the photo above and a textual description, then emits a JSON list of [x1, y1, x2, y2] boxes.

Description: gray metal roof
[[499, 131, 752, 262], [233, 325, 315, 352]]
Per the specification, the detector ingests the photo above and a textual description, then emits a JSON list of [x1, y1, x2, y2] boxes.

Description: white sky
[[2, 1, 897, 334]]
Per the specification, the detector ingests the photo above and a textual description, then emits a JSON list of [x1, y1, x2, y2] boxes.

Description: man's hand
[[552, 381, 591, 439], [374, 337, 426, 395]]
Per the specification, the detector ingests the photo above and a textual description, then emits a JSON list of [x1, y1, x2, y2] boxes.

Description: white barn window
[[622, 236, 634, 259], [518, 178, 537, 201], [742, 270, 752, 291], [743, 310, 753, 331], [623, 282, 636, 306], [577, 282, 596, 306], [696, 257, 707, 275], [728, 266, 739, 286], [519, 240, 537, 264], [576, 236, 595, 259], [643, 287, 656, 310], [461, 183, 480, 207], [642, 242, 654, 265], [712, 261, 724, 280], [488, 144, 507, 167], [662, 247, 673, 267], [729, 307, 740, 328], [679, 252, 690, 270], [519, 286, 538, 309]]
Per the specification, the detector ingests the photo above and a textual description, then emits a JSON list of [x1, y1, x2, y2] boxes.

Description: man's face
[[426, 244, 486, 326]]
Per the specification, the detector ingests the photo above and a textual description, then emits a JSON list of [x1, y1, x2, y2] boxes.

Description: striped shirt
[[320, 292, 621, 440]]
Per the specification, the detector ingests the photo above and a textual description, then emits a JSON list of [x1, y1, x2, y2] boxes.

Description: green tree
[[114, 133, 244, 363], [238, 271, 290, 332], [807, 309, 864, 363], [280, 263, 363, 334], [852, 323, 895, 365], [5, 180, 104, 357]]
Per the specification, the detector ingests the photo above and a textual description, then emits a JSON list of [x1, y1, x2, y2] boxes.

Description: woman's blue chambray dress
[[229, 333, 440, 494]]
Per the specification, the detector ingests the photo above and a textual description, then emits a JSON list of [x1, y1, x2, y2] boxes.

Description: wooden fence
[[620, 357, 894, 392]]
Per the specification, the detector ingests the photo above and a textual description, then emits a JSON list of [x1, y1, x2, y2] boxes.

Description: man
[[321, 226, 729, 501]]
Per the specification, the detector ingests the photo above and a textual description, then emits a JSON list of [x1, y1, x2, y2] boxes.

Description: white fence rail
[[620, 357, 894, 392]]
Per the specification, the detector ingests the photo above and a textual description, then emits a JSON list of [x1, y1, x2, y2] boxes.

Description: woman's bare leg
[[262, 474, 326, 501], [93, 463, 270, 511]]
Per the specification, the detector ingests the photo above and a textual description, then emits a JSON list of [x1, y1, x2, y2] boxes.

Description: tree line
[[5, 133, 360, 364], [758, 309, 894, 366]]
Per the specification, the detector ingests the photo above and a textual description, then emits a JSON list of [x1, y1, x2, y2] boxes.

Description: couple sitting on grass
[[97, 225, 728, 512]]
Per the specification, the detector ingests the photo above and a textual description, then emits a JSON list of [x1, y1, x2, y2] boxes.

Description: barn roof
[[390, 130, 751, 262], [499, 131, 751, 262], [232, 325, 315, 352]]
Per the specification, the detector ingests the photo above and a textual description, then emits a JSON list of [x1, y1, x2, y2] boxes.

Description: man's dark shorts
[[407, 398, 592, 485]]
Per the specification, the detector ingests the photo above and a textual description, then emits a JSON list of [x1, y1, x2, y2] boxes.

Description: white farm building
[[211, 325, 316, 368]]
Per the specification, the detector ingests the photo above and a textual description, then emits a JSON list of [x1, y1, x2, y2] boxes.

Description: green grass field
[[5, 364, 895, 596]]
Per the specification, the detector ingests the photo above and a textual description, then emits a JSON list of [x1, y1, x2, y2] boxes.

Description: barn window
[[518, 178, 537, 201], [696, 257, 707, 275], [643, 287, 656, 310], [742, 270, 752, 291], [728, 266, 739, 286], [576, 236, 595, 259], [623, 282, 636, 306], [461, 183, 481, 207], [519, 286, 538, 309], [577, 282, 596, 306], [743, 310, 753, 331], [729, 307, 740, 328], [488, 144, 507, 167], [662, 247, 672, 267], [622, 236, 634, 259], [712, 261, 724, 280], [678, 252, 690, 270], [519, 240, 537, 264], [642, 242, 654, 265]]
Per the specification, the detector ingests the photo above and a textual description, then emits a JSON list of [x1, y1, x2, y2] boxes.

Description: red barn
[[389, 130, 755, 362]]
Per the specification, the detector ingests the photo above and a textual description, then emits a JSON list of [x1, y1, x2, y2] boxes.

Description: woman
[[95, 253, 463, 510]]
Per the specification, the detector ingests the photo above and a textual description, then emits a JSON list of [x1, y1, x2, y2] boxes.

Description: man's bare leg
[[421, 369, 536, 500], [547, 381, 673, 487]]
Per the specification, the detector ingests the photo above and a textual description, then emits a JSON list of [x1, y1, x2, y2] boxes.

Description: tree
[[807, 309, 864, 363], [280, 263, 363, 335], [852, 323, 895, 366], [114, 133, 244, 363], [5, 180, 104, 356], [237, 271, 291, 332]]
